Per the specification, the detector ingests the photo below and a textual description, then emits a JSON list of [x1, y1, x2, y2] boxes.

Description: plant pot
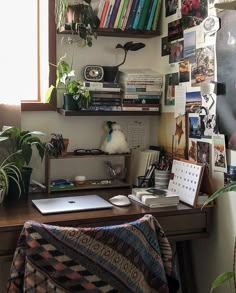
[[21, 167, 33, 198], [63, 93, 79, 111], [0, 189, 5, 204], [103, 66, 119, 82], [61, 138, 69, 157]]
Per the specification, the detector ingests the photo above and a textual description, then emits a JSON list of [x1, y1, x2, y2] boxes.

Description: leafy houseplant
[[55, 0, 100, 47], [46, 55, 92, 110], [103, 42, 146, 82], [45, 133, 69, 158], [202, 181, 236, 292]]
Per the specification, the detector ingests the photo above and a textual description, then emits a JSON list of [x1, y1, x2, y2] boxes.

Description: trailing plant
[[45, 133, 66, 158], [46, 55, 92, 108], [115, 42, 146, 67], [55, 0, 99, 47], [202, 181, 236, 292]]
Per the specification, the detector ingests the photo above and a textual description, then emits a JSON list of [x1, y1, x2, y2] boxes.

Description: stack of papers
[[129, 188, 179, 208]]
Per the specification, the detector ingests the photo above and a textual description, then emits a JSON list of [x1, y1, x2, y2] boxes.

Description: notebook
[[32, 195, 113, 215]]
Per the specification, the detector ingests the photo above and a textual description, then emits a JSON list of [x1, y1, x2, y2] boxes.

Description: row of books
[[98, 0, 163, 31]]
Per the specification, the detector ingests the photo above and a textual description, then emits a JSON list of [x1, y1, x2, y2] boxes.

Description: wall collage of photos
[[159, 0, 235, 183]]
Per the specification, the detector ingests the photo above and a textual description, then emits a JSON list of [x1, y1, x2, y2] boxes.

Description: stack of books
[[119, 69, 163, 112], [97, 0, 163, 31], [128, 187, 179, 208], [83, 81, 122, 111]]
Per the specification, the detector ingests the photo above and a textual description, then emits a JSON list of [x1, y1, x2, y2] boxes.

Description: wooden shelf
[[58, 27, 161, 39], [57, 108, 160, 116], [48, 152, 131, 159]]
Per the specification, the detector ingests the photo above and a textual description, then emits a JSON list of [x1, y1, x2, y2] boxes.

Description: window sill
[[21, 97, 57, 111]]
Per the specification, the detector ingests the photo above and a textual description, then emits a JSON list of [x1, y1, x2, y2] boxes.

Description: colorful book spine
[[113, 0, 125, 28], [125, 0, 140, 29], [121, 0, 133, 30], [124, 91, 162, 96], [117, 0, 130, 29], [104, 0, 115, 28], [97, 0, 106, 20], [84, 81, 121, 88], [132, 0, 145, 29], [137, 0, 151, 30], [123, 94, 162, 99], [123, 84, 162, 91], [145, 0, 158, 30], [123, 98, 160, 104], [122, 106, 160, 111], [152, 0, 163, 31], [99, 1, 110, 28], [108, 0, 121, 28]]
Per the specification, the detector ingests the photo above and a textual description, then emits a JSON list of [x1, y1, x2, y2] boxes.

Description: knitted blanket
[[7, 214, 179, 292]]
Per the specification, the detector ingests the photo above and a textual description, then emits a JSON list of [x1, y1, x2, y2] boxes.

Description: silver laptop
[[32, 195, 113, 215]]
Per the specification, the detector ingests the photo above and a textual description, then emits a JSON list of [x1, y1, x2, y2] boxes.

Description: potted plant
[[0, 150, 23, 203], [46, 55, 92, 110], [0, 126, 46, 198], [202, 181, 236, 291], [55, 0, 100, 47], [45, 133, 69, 158], [103, 42, 146, 82]]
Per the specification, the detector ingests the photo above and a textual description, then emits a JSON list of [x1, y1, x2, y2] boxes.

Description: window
[[1, 0, 56, 111]]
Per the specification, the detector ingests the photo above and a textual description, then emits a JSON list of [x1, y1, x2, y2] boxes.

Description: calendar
[[168, 159, 212, 207]]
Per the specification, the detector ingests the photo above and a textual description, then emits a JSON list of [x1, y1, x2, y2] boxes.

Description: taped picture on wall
[[188, 139, 197, 162], [212, 134, 227, 172], [169, 41, 184, 64], [164, 72, 179, 105], [188, 113, 201, 139]]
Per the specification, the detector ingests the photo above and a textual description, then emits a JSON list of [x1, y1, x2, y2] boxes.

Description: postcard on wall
[[212, 134, 227, 172], [161, 36, 171, 56], [169, 41, 184, 64], [184, 31, 196, 63], [168, 19, 183, 42], [188, 139, 197, 162], [188, 113, 201, 139], [191, 45, 215, 87], [174, 85, 186, 118], [179, 61, 190, 83], [165, 0, 178, 16], [200, 113, 216, 138], [201, 93, 216, 115], [197, 141, 210, 166], [186, 90, 202, 112], [164, 73, 179, 105], [224, 165, 236, 185]]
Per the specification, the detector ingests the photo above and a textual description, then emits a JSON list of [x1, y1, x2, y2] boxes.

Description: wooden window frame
[[21, 0, 56, 111]]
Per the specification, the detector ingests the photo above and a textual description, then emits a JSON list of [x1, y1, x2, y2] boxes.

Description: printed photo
[[168, 19, 183, 42], [184, 31, 196, 63], [200, 114, 216, 138], [197, 141, 210, 166], [186, 91, 202, 112], [166, 0, 178, 17], [161, 36, 171, 56], [213, 134, 227, 172], [191, 46, 215, 87], [224, 165, 236, 185], [181, 0, 208, 30], [188, 113, 201, 138], [169, 41, 184, 64], [188, 139, 197, 162], [179, 60, 190, 83], [164, 72, 179, 105]]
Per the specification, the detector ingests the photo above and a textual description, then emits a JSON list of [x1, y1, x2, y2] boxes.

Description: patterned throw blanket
[[7, 214, 179, 292]]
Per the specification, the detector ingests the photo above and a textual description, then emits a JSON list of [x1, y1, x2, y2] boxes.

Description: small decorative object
[[83, 65, 104, 81], [102, 41, 146, 82], [46, 134, 69, 158], [104, 161, 125, 179], [101, 121, 130, 154], [46, 55, 92, 109]]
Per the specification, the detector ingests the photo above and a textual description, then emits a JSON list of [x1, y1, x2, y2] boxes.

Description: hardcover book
[[152, 0, 163, 31], [125, 0, 140, 29], [117, 0, 130, 28], [121, 0, 133, 30], [137, 0, 151, 30], [108, 0, 121, 28], [99, 1, 110, 28], [132, 0, 145, 29], [145, 0, 158, 30], [104, 0, 115, 28], [113, 0, 125, 28]]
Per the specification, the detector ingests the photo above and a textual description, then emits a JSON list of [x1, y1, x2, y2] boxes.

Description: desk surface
[[0, 188, 211, 259]]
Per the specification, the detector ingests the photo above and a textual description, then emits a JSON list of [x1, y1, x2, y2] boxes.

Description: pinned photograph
[[166, 0, 178, 17], [200, 114, 217, 138], [197, 141, 210, 166], [184, 31, 196, 63], [188, 113, 201, 138], [213, 134, 227, 172], [186, 90, 202, 113], [168, 19, 183, 42], [188, 139, 197, 162], [224, 165, 236, 185], [164, 73, 179, 105], [169, 41, 184, 64], [179, 61, 190, 83], [191, 46, 215, 87], [161, 36, 171, 56]]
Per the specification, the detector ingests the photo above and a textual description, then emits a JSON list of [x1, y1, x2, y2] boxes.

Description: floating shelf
[[57, 108, 160, 116]]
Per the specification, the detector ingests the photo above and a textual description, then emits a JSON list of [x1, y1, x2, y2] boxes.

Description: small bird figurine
[[101, 122, 130, 154]]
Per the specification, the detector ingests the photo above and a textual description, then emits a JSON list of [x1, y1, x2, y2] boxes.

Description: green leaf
[[45, 85, 55, 103], [210, 272, 234, 292], [202, 181, 236, 209]]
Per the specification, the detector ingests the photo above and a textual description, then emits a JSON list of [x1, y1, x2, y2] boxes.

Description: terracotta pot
[[62, 138, 69, 156]]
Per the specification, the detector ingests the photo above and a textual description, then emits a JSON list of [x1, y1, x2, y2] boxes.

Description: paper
[[127, 121, 145, 148], [174, 85, 186, 118]]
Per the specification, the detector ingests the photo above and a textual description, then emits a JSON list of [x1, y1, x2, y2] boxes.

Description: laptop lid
[[32, 195, 113, 215]]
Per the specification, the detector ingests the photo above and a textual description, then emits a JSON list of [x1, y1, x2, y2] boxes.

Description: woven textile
[[7, 214, 179, 292]]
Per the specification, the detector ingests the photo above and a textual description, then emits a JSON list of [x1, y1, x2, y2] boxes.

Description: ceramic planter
[[63, 93, 79, 110]]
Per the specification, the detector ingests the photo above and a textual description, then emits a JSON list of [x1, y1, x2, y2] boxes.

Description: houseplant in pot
[[0, 126, 46, 199], [46, 55, 92, 110], [103, 42, 146, 82], [55, 0, 100, 47]]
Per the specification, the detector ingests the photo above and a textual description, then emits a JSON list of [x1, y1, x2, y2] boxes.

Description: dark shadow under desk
[[0, 188, 212, 293]]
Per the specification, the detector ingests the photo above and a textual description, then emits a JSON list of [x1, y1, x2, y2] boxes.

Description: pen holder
[[137, 175, 154, 188], [155, 170, 170, 189]]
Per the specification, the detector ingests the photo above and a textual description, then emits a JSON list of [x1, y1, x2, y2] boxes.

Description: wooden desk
[[0, 188, 212, 293]]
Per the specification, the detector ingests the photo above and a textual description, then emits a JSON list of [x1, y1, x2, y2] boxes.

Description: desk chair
[[7, 214, 179, 292]]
